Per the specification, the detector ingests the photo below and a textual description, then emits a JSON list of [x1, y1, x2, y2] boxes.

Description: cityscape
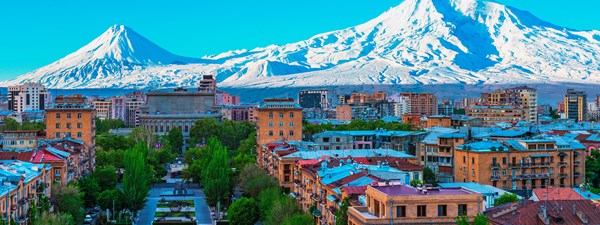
[[1, 0, 600, 225]]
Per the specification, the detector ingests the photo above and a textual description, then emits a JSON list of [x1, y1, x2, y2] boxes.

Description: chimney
[[377, 161, 381, 167]]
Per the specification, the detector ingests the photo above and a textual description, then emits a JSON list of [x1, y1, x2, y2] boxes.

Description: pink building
[[216, 91, 240, 106]]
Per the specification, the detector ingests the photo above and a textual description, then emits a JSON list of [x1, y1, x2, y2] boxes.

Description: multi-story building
[[124, 98, 144, 127], [466, 105, 525, 127], [92, 99, 111, 120], [256, 98, 303, 146], [564, 88, 587, 122], [336, 105, 352, 121], [481, 86, 537, 123], [299, 90, 329, 109], [453, 137, 586, 194], [139, 86, 221, 149], [335, 102, 395, 122], [215, 91, 240, 106], [7, 82, 51, 113], [46, 95, 96, 148], [0, 160, 52, 224], [347, 185, 483, 225], [1, 130, 39, 150], [221, 105, 257, 123], [392, 97, 411, 116], [312, 130, 425, 153], [419, 133, 466, 183], [198, 75, 217, 93], [399, 92, 438, 116]]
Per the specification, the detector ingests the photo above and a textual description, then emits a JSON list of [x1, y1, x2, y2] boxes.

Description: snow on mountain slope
[[2, 0, 600, 89]]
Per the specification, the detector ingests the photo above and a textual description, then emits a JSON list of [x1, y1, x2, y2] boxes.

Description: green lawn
[[157, 200, 195, 208], [154, 211, 196, 218]]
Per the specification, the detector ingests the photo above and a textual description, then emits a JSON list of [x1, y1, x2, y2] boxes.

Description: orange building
[[454, 139, 585, 191], [400, 92, 438, 116], [46, 95, 95, 148], [402, 114, 423, 128], [424, 115, 451, 128], [256, 98, 303, 146], [336, 105, 352, 121], [347, 185, 483, 225]]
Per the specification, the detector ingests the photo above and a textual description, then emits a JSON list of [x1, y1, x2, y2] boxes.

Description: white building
[[7, 82, 51, 113], [392, 95, 411, 116]]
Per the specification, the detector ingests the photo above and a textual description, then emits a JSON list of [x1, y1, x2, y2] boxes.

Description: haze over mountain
[[2, 0, 600, 89]]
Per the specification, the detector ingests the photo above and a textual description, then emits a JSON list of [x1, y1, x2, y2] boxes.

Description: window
[[77, 132, 82, 138], [289, 122, 294, 127], [77, 123, 82, 128], [472, 157, 475, 164], [289, 130, 294, 136], [268, 122, 273, 127], [279, 112, 284, 118], [550, 156, 554, 163], [438, 205, 447, 217], [413, 173, 419, 180], [268, 131, 273, 136], [458, 204, 468, 216], [289, 112, 294, 118], [463, 156, 466, 163], [19, 140, 24, 145], [336, 137, 340, 142], [502, 157, 507, 165], [417, 205, 427, 217], [374, 200, 380, 217], [55, 113, 60, 119], [77, 113, 82, 119], [279, 131, 284, 136], [55, 132, 60, 139], [66, 113, 71, 119], [66, 132, 71, 137], [472, 169, 475, 177], [66, 123, 71, 129], [323, 137, 330, 143], [502, 170, 507, 176], [279, 122, 284, 127], [55, 123, 61, 129], [396, 206, 406, 218]]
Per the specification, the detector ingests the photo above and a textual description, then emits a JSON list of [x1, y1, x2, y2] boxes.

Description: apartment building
[[564, 88, 587, 122], [399, 92, 438, 116], [256, 98, 303, 146], [466, 105, 525, 127], [7, 82, 51, 113], [46, 95, 96, 148], [453, 137, 586, 194], [481, 86, 537, 123], [312, 130, 425, 154], [92, 99, 111, 120], [347, 185, 483, 225], [1, 130, 40, 150]]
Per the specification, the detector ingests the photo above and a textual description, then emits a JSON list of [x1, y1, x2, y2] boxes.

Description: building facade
[[46, 95, 96, 148], [564, 89, 587, 122], [466, 105, 524, 127], [7, 82, 51, 113], [256, 98, 303, 146], [299, 90, 329, 109], [481, 86, 537, 123], [399, 92, 438, 116]]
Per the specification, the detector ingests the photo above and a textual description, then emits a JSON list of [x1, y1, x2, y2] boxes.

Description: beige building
[[7, 82, 51, 113], [481, 86, 537, 123], [466, 105, 524, 126]]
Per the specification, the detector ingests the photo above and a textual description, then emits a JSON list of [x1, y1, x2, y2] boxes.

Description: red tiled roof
[[0, 151, 34, 161], [326, 171, 369, 188], [32, 149, 64, 162], [275, 149, 298, 157], [342, 186, 367, 195], [532, 187, 585, 201], [486, 200, 600, 225]]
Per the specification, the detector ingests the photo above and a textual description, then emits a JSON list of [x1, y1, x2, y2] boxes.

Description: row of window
[[268, 130, 295, 136], [146, 125, 189, 133], [55, 113, 83, 119], [268, 112, 294, 118], [3, 140, 35, 145], [55, 132, 83, 138], [268, 121, 295, 127], [55, 123, 83, 129], [395, 204, 468, 218]]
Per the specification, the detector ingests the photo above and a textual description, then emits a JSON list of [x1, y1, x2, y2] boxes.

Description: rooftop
[[531, 187, 585, 201], [372, 185, 476, 196], [439, 182, 522, 198], [281, 149, 416, 160]]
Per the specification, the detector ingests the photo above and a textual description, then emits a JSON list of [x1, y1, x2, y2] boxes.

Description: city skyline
[[1, 0, 599, 80]]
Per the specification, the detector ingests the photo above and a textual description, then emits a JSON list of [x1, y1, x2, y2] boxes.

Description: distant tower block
[[199, 75, 217, 93]]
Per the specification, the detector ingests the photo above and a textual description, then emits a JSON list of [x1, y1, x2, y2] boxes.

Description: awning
[[530, 154, 550, 157], [290, 192, 297, 198], [312, 209, 322, 217], [327, 195, 339, 202]]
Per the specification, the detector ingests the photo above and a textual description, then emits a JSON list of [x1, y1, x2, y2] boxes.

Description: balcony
[[574, 172, 581, 177], [558, 173, 568, 178], [558, 162, 568, 167], [491, 175, 500, 181], [284, 169, 291, 174], [574, 161, 581, 166], [509, 163, 531, 168], [491, 164, 500, 170]]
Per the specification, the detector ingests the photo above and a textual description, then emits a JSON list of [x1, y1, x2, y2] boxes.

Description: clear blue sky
[[0, 0, 598, 80]]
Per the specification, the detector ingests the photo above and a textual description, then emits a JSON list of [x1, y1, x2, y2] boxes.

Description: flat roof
[[372, 185, 476, 196]]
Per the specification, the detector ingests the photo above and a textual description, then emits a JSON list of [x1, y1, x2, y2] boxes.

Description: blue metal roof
[[490, 130, 528, 137], [457, 142, 505, 152], [438, 133, 467, 139], [572, 188, 600, 200], [439, 182, 523, 198]]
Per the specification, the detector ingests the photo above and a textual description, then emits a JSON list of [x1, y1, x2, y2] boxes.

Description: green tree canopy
[[165, 127, 184, 154], [95, 119, 125, 134], [227, 197, 260, 225], [257, 187, 281, 220], [423, 167, 438, 186], [335, 198, 351, 225], [38, 212, 74, 225], [201, 138, 232, 206], [493, 193, 519, 207], [98, 189, 123, 213], [281, 213, 315, 225], [51, 184, 84, 224], [121, 143, 152, 218], [1, 117, 20, 131], [77, 176, 100, 208], [93, 166, 118, 190], [586, 149, 600, 187], [238, 164, 278, 198]]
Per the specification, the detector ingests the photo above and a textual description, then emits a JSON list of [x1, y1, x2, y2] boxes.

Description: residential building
[[299, 90, 329, 109], [198, 75, 217, 93], [438, 182, 522, 208], [453, 138, 586, 195], [399, 92, 438, 116], [485, 200, 600, 224], [336, 105, 352, 121], [124, 98, 144, 127], [466, 105, 525, 127], [419, 133, 466, 183], [256, 98, 303, 146], [564, 88, 587, 122], [347, 185, 483, 225], [7, 82, 51, 113], [481, 86, 537, 123], [215, 91, 240, 106], [91, 99, 111, 120], [392, 97, 411, 116], [1, 130, 39, 150], [221, 105, 257, 123], [46, 95, 96, 148], [312, 130, 425, 153]]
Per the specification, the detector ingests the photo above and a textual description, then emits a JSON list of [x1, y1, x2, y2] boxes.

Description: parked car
[[84, 215, 93, 224]]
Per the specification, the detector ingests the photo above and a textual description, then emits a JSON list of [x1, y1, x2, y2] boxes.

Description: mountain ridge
[[2, 0, 600, 89]]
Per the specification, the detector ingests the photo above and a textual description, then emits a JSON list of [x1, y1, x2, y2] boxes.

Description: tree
[[38, 212, 74, 225], [27, 199, 37, 225], [335, 198, 350, 225], [474, 213, 490, 225], [96, 135, 135, 151], [189, 117, 220, 146], [2, 117, 20, 131], [281, 213, 315, 225], [586, 149, 600, 187], [95, 119, 125, 134], [257, 187, 281, 220], [201, 138, 232, 206], [130, 127, 157, 150], [21, 120, 45, 130], [238, 164, 278, 198], [78, 176, 100, 208], [455, 214, 469, 225], [410, 179, 423, 187], [165, 127, 184, 154], [493, 193, 519, 206], [423, 167, 438, 186], [265, 196, 300, 225], [227, 197, 260, 225], [550, 109, 561, 119], [98, 189, 122, 213], [122, 143, 151, 221], [51, 184, 84, 224], [93, 166, 118, 190]]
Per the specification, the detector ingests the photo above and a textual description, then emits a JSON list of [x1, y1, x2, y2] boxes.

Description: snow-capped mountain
[[3, 0, 600, 89]]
